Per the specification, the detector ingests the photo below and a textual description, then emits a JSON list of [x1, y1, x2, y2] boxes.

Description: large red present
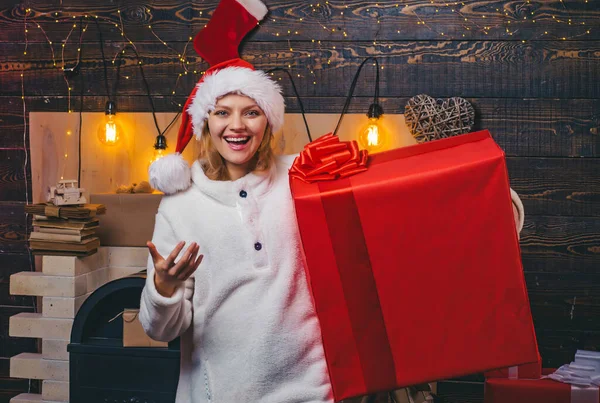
[[485, 370, 600, 403], [289, 130, 539, 401]]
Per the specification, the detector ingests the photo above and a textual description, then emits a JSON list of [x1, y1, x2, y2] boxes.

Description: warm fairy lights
[[17, 2, 594, 121], [21, 8, 202, 114]]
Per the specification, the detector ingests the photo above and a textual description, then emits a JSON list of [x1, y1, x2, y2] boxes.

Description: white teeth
[[225, 137, 249, 143]]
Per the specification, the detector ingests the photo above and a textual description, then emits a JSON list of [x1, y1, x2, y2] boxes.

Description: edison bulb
[[149, 134, 168, 168], [150, 148, 166, 165], [98, 102, 123, 146], [358, 117, 388, 152]]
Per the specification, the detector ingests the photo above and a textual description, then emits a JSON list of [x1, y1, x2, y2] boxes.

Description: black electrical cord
[[333, 57, 380, 137], [266, 67, 312, 143], [96, 22, 180, 143], [95, 19, 111, 102], [78, 17, 84, 186], [115, 45, 180, 138]]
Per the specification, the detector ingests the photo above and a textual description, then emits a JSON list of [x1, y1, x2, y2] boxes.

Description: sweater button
[[239, 190, 247, 198], [254, 242, 262, 251]]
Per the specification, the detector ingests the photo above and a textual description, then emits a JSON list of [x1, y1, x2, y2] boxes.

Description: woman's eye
[[214, 110, 228, 116], [246, 110, 260, 116]]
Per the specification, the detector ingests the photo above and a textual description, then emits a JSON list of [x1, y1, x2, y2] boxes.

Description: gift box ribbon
[[289, 133, 368, 183], [317, 177, 397, 392], [290, 133, 396, 391]]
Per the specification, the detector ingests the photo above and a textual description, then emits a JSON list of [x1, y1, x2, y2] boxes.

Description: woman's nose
[[229, 113, 245, 130]]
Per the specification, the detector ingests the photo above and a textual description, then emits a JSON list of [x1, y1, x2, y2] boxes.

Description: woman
[[141, 2, 333, 400]]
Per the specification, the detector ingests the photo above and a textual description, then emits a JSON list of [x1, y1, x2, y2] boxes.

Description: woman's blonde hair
[[198, 121, 275, 181]]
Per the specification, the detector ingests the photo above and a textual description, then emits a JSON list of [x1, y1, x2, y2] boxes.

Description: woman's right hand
[[147, 241, 203, 298]]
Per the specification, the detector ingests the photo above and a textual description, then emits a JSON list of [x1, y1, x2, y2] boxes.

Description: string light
[[16, 0, 594, 130], [408, 0, 592, 39], [18, 9, 208, 149]]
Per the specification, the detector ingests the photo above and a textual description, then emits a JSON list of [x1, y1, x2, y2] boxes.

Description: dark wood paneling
[[1, 96, 599, 157], [537, 329, 600, 369], [0, 306, 36, 359], [520, 215, 600, 274], [1, 0, 597, 42], [254, 40, 600, 99], [0, 253, 35, 307], [2, 40, 600, 99], [0, 203, 28, 254], [1, 41, 202, 97], [0, 97, 28, 149], [527, 273, 600, 332], [0, 149, 30, 202], [507, 157, 600, 216], [478, 99, 600, 158], [244, 0, 600, 41], [0, 1, 193, 42]]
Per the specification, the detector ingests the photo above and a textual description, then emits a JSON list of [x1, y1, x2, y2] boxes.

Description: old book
[[34, 227, 96, 236], [29, 237, 100, 253], [25, 203, 106, 219], [33, 217, 99, 230], [29, 231, 94, 243], [33, 215, 98, 222], [31, 249, 98, 257]]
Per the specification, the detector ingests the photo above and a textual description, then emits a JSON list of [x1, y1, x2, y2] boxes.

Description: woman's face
[[207, 93, 268, 174]]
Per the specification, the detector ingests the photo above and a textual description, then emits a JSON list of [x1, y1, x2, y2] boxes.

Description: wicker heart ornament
[[405, 94, 475, 143]]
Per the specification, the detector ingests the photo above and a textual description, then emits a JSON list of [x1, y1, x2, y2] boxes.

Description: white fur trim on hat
[[188, 67, 285, 137], [149, 153, 191, 195], [236, 0, 268, 20], [510, 188, 525, 235]]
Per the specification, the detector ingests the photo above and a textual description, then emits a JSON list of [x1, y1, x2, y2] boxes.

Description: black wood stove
[[68, 272, 180, 403]]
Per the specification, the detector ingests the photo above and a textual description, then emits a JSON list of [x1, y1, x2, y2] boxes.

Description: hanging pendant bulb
[[150, 133, 168, 165], [97, 101, 124, 146], [358, 103, 388, 153]]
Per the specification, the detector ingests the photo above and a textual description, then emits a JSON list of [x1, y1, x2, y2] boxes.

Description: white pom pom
[[148, 153, 191, 195]]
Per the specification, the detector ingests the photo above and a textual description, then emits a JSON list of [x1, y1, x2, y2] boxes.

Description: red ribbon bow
[[289, 133, 369, 183]]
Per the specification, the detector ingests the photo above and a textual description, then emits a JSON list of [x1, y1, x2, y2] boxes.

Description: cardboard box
[[290, 131, 539, 401], [122, 309, 167, 348], [90, 193, 162, 247]]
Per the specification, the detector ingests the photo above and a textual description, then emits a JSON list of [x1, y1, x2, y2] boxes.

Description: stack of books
[[25, 203, 106, 256]]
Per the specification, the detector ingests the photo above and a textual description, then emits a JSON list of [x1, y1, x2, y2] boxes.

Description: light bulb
[[97, 101, 123, 146], [149, 134, 168, 170], [357, 104, 388, 153], [150, 148, 166, 165]]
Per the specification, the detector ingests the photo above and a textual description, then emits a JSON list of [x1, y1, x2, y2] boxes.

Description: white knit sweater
[[139, 155, 334, 403], [139, 154, 525, 403]]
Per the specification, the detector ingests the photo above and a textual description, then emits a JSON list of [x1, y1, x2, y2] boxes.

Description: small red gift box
[[290, 130, 539, 401], [485, 353, 542, 379], [485, 370, 600, 403]]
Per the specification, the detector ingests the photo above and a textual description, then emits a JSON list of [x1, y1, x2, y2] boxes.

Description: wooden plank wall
[[1, 1, 599, 402]]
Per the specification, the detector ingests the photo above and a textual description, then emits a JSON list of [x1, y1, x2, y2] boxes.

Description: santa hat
[[149, 0, 285, 194]]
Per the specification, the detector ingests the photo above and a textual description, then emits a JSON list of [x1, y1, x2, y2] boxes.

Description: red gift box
[[485, 353, 542, 379], [485, 371, 600, 403], [290, 130, 539, 401]]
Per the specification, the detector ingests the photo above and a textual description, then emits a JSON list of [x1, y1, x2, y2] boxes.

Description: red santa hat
[[149, 0, 285, 194]]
